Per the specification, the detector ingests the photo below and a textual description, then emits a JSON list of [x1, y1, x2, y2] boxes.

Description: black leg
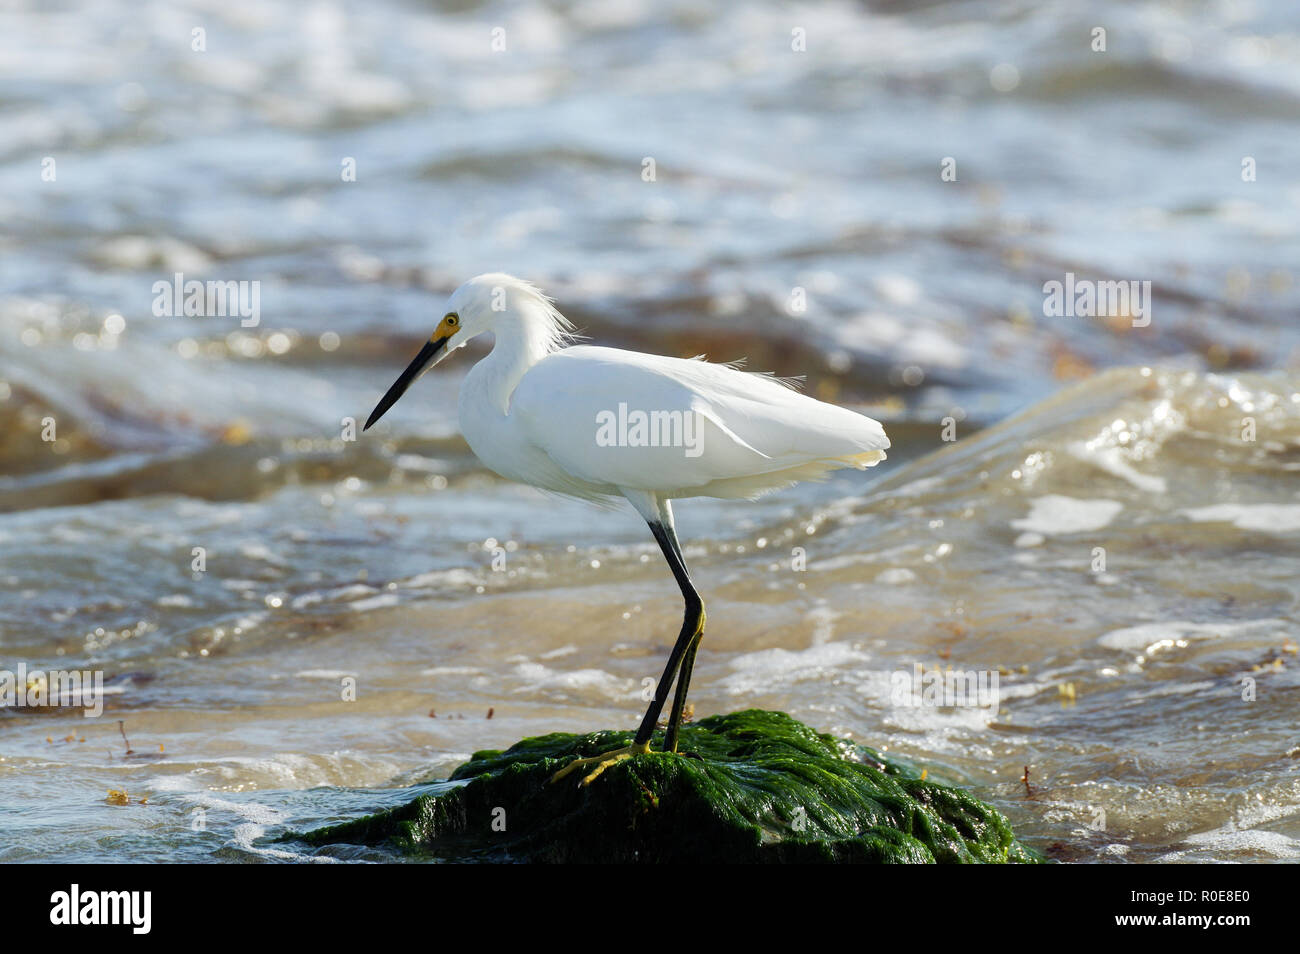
[[660, 517, 703, 752], [633, 520, 705, 748], [663, 630, 702, 752]]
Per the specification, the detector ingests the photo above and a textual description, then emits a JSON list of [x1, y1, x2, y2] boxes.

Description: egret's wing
[[646, 349, 889, 462], [510, 347, 887, 496]]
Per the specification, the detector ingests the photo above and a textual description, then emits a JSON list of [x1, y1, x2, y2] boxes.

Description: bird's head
[[364, 273, 567, 430]]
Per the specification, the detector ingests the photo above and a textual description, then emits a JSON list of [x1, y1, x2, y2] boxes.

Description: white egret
[[365, 274, 889, 784]]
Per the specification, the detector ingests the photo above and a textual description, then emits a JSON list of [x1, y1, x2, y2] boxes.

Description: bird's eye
[[445, 313, 459, 327]]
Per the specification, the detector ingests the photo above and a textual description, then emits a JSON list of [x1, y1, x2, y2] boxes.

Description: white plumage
[[507, 346, 888, 502], [437, 274, 888, 514]]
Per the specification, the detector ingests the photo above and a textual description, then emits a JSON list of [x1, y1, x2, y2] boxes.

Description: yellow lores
[[365, 274, 888, 786], [433, 312, 459, 343]]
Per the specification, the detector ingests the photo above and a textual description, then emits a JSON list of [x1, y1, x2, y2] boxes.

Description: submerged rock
[[294, 710, 1044, 863]]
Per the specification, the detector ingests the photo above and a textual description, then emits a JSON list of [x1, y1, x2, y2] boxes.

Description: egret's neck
[[473, 307, 565, 413]]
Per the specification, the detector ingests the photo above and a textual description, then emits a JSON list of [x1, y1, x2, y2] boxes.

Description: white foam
[[350, 593, 400, 612], [1011, 495, 1123, 535], [404, 567, 481, 589], [1158, 828, 1300, 862], [873, 274, 921, 305], [1099, 618, 1287, 653], [294, 669, 355, 680], [1182, 503, 1300, 533], [874, 568, 917, 584], [1068, 441, 1168, 494], [721, 641, 870, 694], [511, 662, 634, 700], [231, 823, 341, 863], [420, 665, 482, 677]]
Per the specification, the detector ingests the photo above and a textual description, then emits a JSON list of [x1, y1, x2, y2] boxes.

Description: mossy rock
[[292, 709, 1044, 863]]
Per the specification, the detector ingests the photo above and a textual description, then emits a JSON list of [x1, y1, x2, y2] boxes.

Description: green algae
[[293, 709, 1044, 863]]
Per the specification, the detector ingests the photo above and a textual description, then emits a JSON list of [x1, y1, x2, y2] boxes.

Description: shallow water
[[1, 0, 1299, 862]]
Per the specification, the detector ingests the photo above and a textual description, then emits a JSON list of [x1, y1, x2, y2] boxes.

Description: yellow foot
[[549, 740, 652, 786]]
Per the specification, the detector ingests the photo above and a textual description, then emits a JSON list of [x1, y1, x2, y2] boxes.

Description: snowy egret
[[365, 274, 889, 784]]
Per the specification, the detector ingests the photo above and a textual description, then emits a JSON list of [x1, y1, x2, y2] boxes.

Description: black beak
[[364, 337, 448, 430]]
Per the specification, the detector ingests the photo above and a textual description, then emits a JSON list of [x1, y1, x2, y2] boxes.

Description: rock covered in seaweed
[[293, 709, 1044, 863]]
